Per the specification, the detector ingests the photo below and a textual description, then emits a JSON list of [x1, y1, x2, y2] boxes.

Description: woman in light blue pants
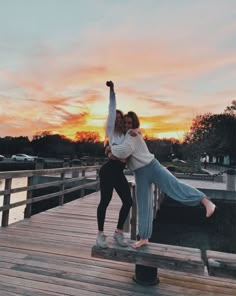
[[134, 158, 206, 241], [109, 111, 216, 248]]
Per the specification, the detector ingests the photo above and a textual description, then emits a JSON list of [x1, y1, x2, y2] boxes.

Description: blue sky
[[0, 0, 236, 140]]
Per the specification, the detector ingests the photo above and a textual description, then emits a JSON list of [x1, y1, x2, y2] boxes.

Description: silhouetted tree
[[0, 136, 32, 155], [75, 131, 100, 143], [32, 132, 75, 158], [144, 137, 181, 162], [225, 100, 236, 114], [184, 112, 236, 165]]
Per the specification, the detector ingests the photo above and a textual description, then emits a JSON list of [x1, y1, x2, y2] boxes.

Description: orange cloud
[[0, 31, 233, 141]]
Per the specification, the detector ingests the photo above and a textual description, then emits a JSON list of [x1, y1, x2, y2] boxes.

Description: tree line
[[0, 101, 235, 165], [0, 131, 104, 159], [183, 100, 236, 166]]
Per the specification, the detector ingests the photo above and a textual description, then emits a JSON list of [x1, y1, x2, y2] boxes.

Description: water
[[0, 178, 27, 225]]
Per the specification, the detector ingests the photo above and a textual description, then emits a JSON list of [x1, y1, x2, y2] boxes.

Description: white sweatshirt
[[106, 89, 125, 145], [111, 132, 154, 171]]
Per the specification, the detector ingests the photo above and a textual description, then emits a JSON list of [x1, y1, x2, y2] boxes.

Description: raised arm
[[105, 81, 116, 139]]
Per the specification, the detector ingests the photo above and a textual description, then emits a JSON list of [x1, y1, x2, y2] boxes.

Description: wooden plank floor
[[0, 192, 236, 296]]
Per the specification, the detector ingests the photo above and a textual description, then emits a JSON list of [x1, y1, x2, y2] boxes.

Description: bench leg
[[133, 265, 159, 286], [131, 225, 160, 285]]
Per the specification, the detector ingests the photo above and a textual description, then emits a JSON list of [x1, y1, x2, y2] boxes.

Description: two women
[[96, 81, 132, 248], [107, 111, 216, 248]]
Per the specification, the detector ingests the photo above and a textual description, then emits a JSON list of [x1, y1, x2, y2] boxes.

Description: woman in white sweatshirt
[[96, 81, 133, 249], [107, 111, 216, 248]]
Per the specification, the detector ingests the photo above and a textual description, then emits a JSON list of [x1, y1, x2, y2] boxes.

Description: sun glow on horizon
[[56, 124, 186, 143], [45, 108, 191, 142], [156, 131, 186, 142], [0, 2, 234, 140]]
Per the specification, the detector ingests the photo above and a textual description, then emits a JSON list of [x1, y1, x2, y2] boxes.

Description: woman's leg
[[97, 161, 114, 232], [113, 170, 133, 231], [133, 168, 153, 248], [150, 159, 215, 217]]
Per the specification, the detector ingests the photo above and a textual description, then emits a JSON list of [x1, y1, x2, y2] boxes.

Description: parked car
[[11, 154, 35, 162], [0, 155, 5, 161]]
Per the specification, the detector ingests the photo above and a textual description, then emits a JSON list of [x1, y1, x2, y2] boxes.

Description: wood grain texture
[[0, 191, 235, 295], [91, 242, 204, 274], [207, 250, 236, 279]]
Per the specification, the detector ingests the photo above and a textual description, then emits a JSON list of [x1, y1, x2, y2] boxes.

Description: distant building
[[201, 154, 230, 166]]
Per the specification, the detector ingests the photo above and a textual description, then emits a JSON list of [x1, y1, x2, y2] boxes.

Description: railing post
[[157, 190, 166, 211], [130, 182, 137, 240], [71, 160, 80, 178], [35, 157, 45, 170], [153, 185, 158, 219], [123, 181, 132, 233], [59, 172, 65, 206], [80, 169, 85, 197], [72, 168, 79, 178], [1, 178, 12, 227], [226, 169, 236, 191], [63, 158, 70, 167], [24, 176, 34, 219]]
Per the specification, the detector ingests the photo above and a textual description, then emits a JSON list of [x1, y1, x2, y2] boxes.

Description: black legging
[[97, 159, 133, 232]]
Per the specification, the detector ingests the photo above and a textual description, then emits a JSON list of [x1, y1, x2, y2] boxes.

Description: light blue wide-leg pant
[[134, 159, 206, 239]]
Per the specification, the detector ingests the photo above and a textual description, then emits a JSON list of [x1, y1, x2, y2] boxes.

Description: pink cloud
[[0, 31, 234, 140]]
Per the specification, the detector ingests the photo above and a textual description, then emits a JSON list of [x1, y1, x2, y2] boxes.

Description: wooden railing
[[0, 164, 164, 234], [0, 165, 100, 227]]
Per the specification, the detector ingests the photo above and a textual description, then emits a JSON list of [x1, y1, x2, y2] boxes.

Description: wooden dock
[[0, 191, 236, 296]]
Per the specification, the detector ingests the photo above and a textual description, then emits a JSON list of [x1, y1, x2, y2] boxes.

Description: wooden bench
[[92, 240, 205, 284], [206, 250, 236, 279]]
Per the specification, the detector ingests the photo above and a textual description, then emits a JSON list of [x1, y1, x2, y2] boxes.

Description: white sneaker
[[96, 233, 108, 248], [113, 231, 128, 247]]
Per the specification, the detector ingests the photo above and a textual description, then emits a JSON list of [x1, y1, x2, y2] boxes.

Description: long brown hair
[[115, 109, 125, 134], [126, 111, 140, 129]]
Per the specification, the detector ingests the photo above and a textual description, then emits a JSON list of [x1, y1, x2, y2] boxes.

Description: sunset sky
[[0, 0, 235, 141]]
